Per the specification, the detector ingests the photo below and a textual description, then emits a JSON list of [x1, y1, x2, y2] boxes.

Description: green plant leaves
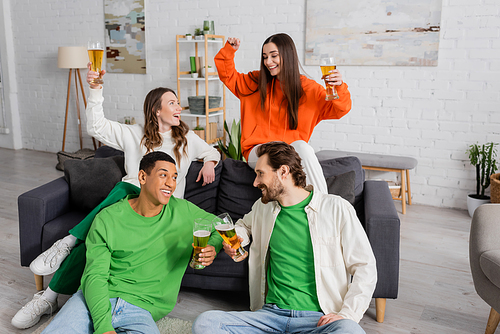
[[217, 120, 245, 162], [466, 142, 498, 196]]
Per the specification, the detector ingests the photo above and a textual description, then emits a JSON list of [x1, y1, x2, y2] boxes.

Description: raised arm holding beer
[[214, 33, 352, 194]]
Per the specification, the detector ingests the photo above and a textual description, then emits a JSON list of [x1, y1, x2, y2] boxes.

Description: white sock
[[61, 234, 77, 249], [42, 287, 59, 303]]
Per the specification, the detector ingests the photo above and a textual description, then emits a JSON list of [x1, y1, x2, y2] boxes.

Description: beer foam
[[215, 223, 232, 231], [193, 230, 211, 237]]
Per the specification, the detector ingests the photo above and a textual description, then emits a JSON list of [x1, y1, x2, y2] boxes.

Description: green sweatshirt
[[81, 195, 222, 334]]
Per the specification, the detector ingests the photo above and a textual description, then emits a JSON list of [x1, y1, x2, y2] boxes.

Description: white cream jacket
[[235, 189, 377, 323]]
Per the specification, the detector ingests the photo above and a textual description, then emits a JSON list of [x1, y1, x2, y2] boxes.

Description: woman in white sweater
[[86, 83, 220, 198], [11, 67, 220, 330]]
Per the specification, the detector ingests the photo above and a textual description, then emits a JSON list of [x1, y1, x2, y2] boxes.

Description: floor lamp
[[58, 46, 97, 152]]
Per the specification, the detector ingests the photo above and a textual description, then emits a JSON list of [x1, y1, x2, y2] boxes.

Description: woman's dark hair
[[254, 33, 304, 130], [141, 87, 189, 165]]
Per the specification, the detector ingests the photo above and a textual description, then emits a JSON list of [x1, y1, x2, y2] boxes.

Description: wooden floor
[[0, 147, 494, 334]]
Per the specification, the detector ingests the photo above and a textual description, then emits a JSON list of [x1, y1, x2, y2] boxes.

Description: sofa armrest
[[363, 180, 400, 299], [470, 204, 500, 309], [18, 177, 71, 266]]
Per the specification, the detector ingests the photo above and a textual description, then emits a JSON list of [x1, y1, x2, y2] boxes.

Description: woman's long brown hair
[[237, 33, 304, 130], [141, 87, 188, 165]]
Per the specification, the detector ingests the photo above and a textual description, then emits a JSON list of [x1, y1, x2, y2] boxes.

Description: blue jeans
[[42, 290, 160, 334], [192, 304, 365, 334]]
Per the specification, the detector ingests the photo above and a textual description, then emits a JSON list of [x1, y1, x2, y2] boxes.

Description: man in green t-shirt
[[193, 142, 377, 334], [42, 151, 223, 334]]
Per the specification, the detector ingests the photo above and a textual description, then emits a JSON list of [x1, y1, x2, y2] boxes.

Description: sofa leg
[[34, 274, 43, 291], [375, 298, 386, 323], [486, 307, 500, 334]]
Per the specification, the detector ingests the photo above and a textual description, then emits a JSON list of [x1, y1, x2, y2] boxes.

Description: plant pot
[[467, 194, 490, 217], [201, 67, 213, 78], [194, 129, 205, 140], [208, 122, 218, 141], [490, 173, 500, 203]]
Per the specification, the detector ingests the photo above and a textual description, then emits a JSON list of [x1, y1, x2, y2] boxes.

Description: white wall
[[0, 0, 22, 149], [5, 0, 500, 210]]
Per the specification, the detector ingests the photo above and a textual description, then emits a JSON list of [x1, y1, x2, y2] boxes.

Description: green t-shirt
[[265, 191, 321, 311], [82, 195, 222, 334]]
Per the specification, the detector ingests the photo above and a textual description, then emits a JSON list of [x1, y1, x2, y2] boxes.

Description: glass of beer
[[320, 56, 339, 101], [189, 218, 212, 269], [88, 41, 104, 85], [213, 213, 248, 262]]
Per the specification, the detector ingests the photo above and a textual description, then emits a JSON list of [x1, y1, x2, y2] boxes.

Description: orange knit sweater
[[215, 42, 352, 161]]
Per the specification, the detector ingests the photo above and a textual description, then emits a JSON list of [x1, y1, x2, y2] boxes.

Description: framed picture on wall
[[305, 0, 442, 66], [104, 0, 146, 74]]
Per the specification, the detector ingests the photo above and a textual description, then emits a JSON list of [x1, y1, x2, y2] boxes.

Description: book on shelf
[[208, 122, 218, 141]]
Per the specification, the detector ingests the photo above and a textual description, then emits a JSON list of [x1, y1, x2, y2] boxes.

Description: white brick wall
[[3, 0, 500, 210]]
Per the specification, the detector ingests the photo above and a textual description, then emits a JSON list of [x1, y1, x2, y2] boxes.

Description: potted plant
[[193, 125, 205, 140], [217, 120, 245, 161], [185, 33, 192, 41], [194, 28, 204, 40], [200, 65, 213, 78], [466, 142, 498, 217]]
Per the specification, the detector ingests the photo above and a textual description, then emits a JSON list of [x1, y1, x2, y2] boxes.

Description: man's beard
[[259, 176, 284, 204]]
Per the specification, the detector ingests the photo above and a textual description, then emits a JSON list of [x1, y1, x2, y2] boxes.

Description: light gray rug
[[33, 315, 193, 334]]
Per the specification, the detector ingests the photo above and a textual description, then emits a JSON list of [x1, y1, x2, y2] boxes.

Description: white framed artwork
[[305, 0, 442, 66]]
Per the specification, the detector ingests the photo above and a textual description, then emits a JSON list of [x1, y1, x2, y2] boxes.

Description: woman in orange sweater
[[214, 33, 352, 193]]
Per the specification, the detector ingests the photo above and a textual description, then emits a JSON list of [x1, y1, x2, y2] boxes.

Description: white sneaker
[[29, 239, 71, 275], [11, 291, 58, 329]]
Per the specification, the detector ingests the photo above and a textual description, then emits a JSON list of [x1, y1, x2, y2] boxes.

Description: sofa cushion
[[326, 170, 356, 205], [217, 159, 262, 221], [184, 161, 222, 214], [93, 146, 127, 176], [319, 156, 364, 207], [94, 145, 125, 159], [63, 156, 125, 213], [480, 250, 500, 289]]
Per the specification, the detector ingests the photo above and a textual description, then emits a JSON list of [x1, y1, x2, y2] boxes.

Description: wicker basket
[[187, 96, 221, 115], [490, 173, 500, 203], [385, 180, 401, 198]]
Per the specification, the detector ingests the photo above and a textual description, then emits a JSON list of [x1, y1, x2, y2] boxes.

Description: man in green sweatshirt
[[42, 151, 223, 334]]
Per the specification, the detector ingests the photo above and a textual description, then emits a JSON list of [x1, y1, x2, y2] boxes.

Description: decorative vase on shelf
[[210, 21, 215, 35], [201, 66, 212, 78]]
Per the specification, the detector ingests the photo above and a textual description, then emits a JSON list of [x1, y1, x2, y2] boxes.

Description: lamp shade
[[58, 46, 89, 69]]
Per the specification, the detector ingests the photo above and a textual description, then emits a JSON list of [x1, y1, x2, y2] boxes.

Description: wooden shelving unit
[[175, 34, 226, 144]]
